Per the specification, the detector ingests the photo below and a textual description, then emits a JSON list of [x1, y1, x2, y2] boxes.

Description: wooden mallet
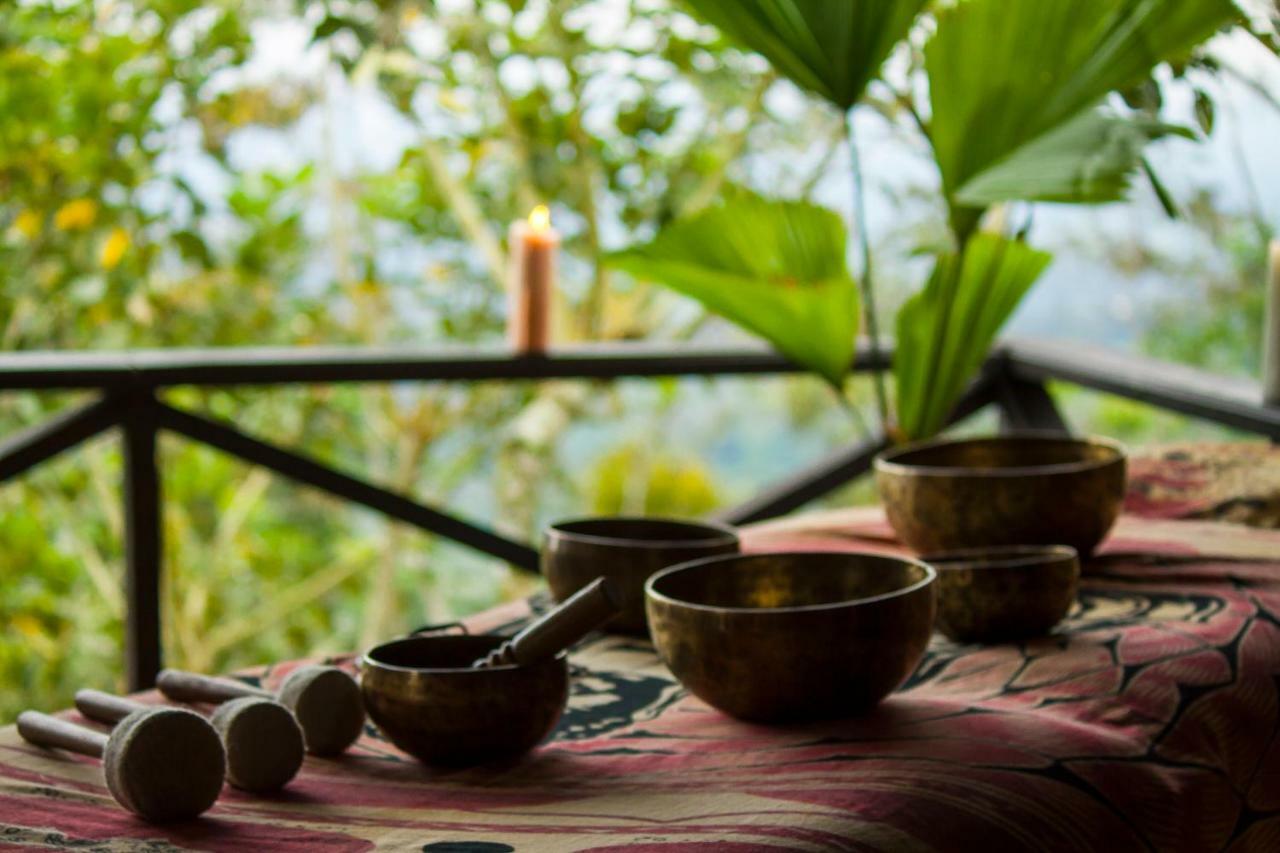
[[16, 707, 225, 823], [156, 665, 364, 756], [473, 576, 621, 668], [75, 689, 304, 794]]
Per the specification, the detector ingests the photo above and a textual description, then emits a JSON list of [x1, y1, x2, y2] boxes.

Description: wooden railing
[[0, 337, 1274, 689]]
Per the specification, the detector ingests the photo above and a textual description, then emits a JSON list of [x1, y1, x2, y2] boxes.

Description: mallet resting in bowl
[[156, 665, 364, 756], [16, 707, 225, 822], [473, 575, 621, 668], [360, 576, 621, 765], [75, 689, 304, 794]]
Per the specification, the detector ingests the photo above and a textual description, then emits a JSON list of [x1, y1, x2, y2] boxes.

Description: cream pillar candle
[[1264, 240, 1280, 405], [508, 205, 559, 354]]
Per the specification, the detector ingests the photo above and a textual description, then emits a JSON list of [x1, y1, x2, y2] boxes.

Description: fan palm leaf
[[895, 234, 1052, 440], [680, 0, 929, 110], [927, 0, 1239, 231], [609, 195, 859, 387], [953, 111, 1195, 206]]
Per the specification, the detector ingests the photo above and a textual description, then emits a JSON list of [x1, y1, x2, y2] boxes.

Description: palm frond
[[895, 235, 1052, 440], [954, 111, 1194, 206], [608, 194, 859, 386], [681, 0, 929, 110], [927, 0, 1238, 222]]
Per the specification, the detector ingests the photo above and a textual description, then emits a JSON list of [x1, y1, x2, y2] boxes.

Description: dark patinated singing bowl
[[925, 545, 1080, 643], [645, 551, 936, 723], [360, 634, 568, 765], [875, 434, 1126, 555], [544, 517, 740, 634]]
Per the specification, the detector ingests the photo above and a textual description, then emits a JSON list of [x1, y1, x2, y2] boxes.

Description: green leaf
[[311, 16, 376, 48], [1141, 156, 1182, 219], [172, 230, 214, 269], [679, 0, 929, 110], [895, 234, 1052, 440], [608, 195, 858, 386], [954, 111, 1193, 206], [1194, 88, 1216, 134], [926, 0, 1238, 230]]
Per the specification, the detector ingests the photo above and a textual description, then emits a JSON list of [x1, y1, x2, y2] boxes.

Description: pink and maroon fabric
[[3, 508, 1280, 850]]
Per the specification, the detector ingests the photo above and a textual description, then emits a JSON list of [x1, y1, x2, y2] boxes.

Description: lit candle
[[1264, 240, 1280, 405], [508, 204, 559, 354]]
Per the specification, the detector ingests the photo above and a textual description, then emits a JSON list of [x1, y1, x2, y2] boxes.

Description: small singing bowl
[[360, 634, 568, 766], [925, 545, 1080, 643], [544, 517, 740, 634], [645, 551, 936, 723], [875, 434, 1126, 555]]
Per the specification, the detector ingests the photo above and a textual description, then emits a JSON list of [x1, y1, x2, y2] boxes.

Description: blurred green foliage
[[0, 0, 1270, 727], [0, 0, 838, 722]]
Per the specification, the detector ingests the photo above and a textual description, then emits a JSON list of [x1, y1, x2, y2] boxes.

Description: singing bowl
[[360, 634, 568, 765], [645, 551, 936, 723], [875, 434, 1126, 555], [925, 545, 1080, 643], [544, 517, 740, 634]]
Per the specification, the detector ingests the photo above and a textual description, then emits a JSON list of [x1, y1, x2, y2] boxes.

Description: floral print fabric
[[2, 509, 1279, 851]]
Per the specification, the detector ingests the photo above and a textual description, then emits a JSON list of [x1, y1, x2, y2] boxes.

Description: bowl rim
[[545, 516, 740, 550], [873, 432, 1126, 478], [360, 634, 566, 675], [644, 550, 937, 615], [921, 544, 1080, 571]]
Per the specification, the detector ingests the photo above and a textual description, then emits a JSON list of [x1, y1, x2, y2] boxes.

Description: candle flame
[[528, 204, 551, 232]]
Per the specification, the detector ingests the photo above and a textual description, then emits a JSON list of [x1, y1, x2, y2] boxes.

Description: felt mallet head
[[276, 666, 365, 756], [18, 707, 225, 823], [210, 696, 305, 793]]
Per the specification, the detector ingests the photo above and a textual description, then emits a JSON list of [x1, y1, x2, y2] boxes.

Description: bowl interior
[[548, 517, 738, 549], [648, 552, 933, 612], [878, 436, 1121, 476], [924, 545, 1079, 573], [364, 634, 535, 673]]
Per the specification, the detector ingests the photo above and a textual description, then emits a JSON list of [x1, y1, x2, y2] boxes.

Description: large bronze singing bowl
[[645, 552, 937, 723], [924, 545, 1080, 643], [360, 634, 568, 765], [544, 517, 740, 634], [875, 434, 1126, 555]]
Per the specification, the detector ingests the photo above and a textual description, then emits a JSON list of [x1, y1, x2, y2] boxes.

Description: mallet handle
[[475, 576, 620, 668], [74, 689, 141, 724], [17, 711, 108, 758], [157, 669, 271, 703]]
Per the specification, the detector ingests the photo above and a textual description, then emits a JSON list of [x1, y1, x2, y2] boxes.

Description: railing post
[[996, 376, 1070, 434], [122, 391, 162, 691], [990, 352, 1071, 435]]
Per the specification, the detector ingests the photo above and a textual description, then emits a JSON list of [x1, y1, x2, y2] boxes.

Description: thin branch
[[1222, 84, 1273, 243], [419, 136, 508, 288], [846, 110, 891, 434], [546, 3, 609, 338], [201, 550, 372, 659], [679, 72, 778, 217], [832, 377, 873, 440], [799, 121, 848, 198]]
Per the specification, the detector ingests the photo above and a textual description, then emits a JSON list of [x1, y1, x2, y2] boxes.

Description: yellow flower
[[100, 227, 130, 269], [12, 614, 44, 639], [12, 209, 41, 239], [53, 198, 98, 231], [438, 89, 467, 113], [12, 613, 58, 659]]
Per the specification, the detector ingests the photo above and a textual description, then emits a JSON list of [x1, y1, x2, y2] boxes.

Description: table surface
[[3, 509, 1280, 852]]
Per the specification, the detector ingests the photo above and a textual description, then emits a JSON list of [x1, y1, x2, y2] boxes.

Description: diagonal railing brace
[[153, 402, 539, 571]]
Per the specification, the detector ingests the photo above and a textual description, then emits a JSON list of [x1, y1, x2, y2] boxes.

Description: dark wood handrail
[[999, 337, 1280, 439], [0, 341, 889, 390], [2, 335, 1276, 689]]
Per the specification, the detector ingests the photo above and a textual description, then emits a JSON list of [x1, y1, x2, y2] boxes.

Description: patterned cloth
[[1125, 442, 1280, 527], [3, 510, 1280, 851]]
